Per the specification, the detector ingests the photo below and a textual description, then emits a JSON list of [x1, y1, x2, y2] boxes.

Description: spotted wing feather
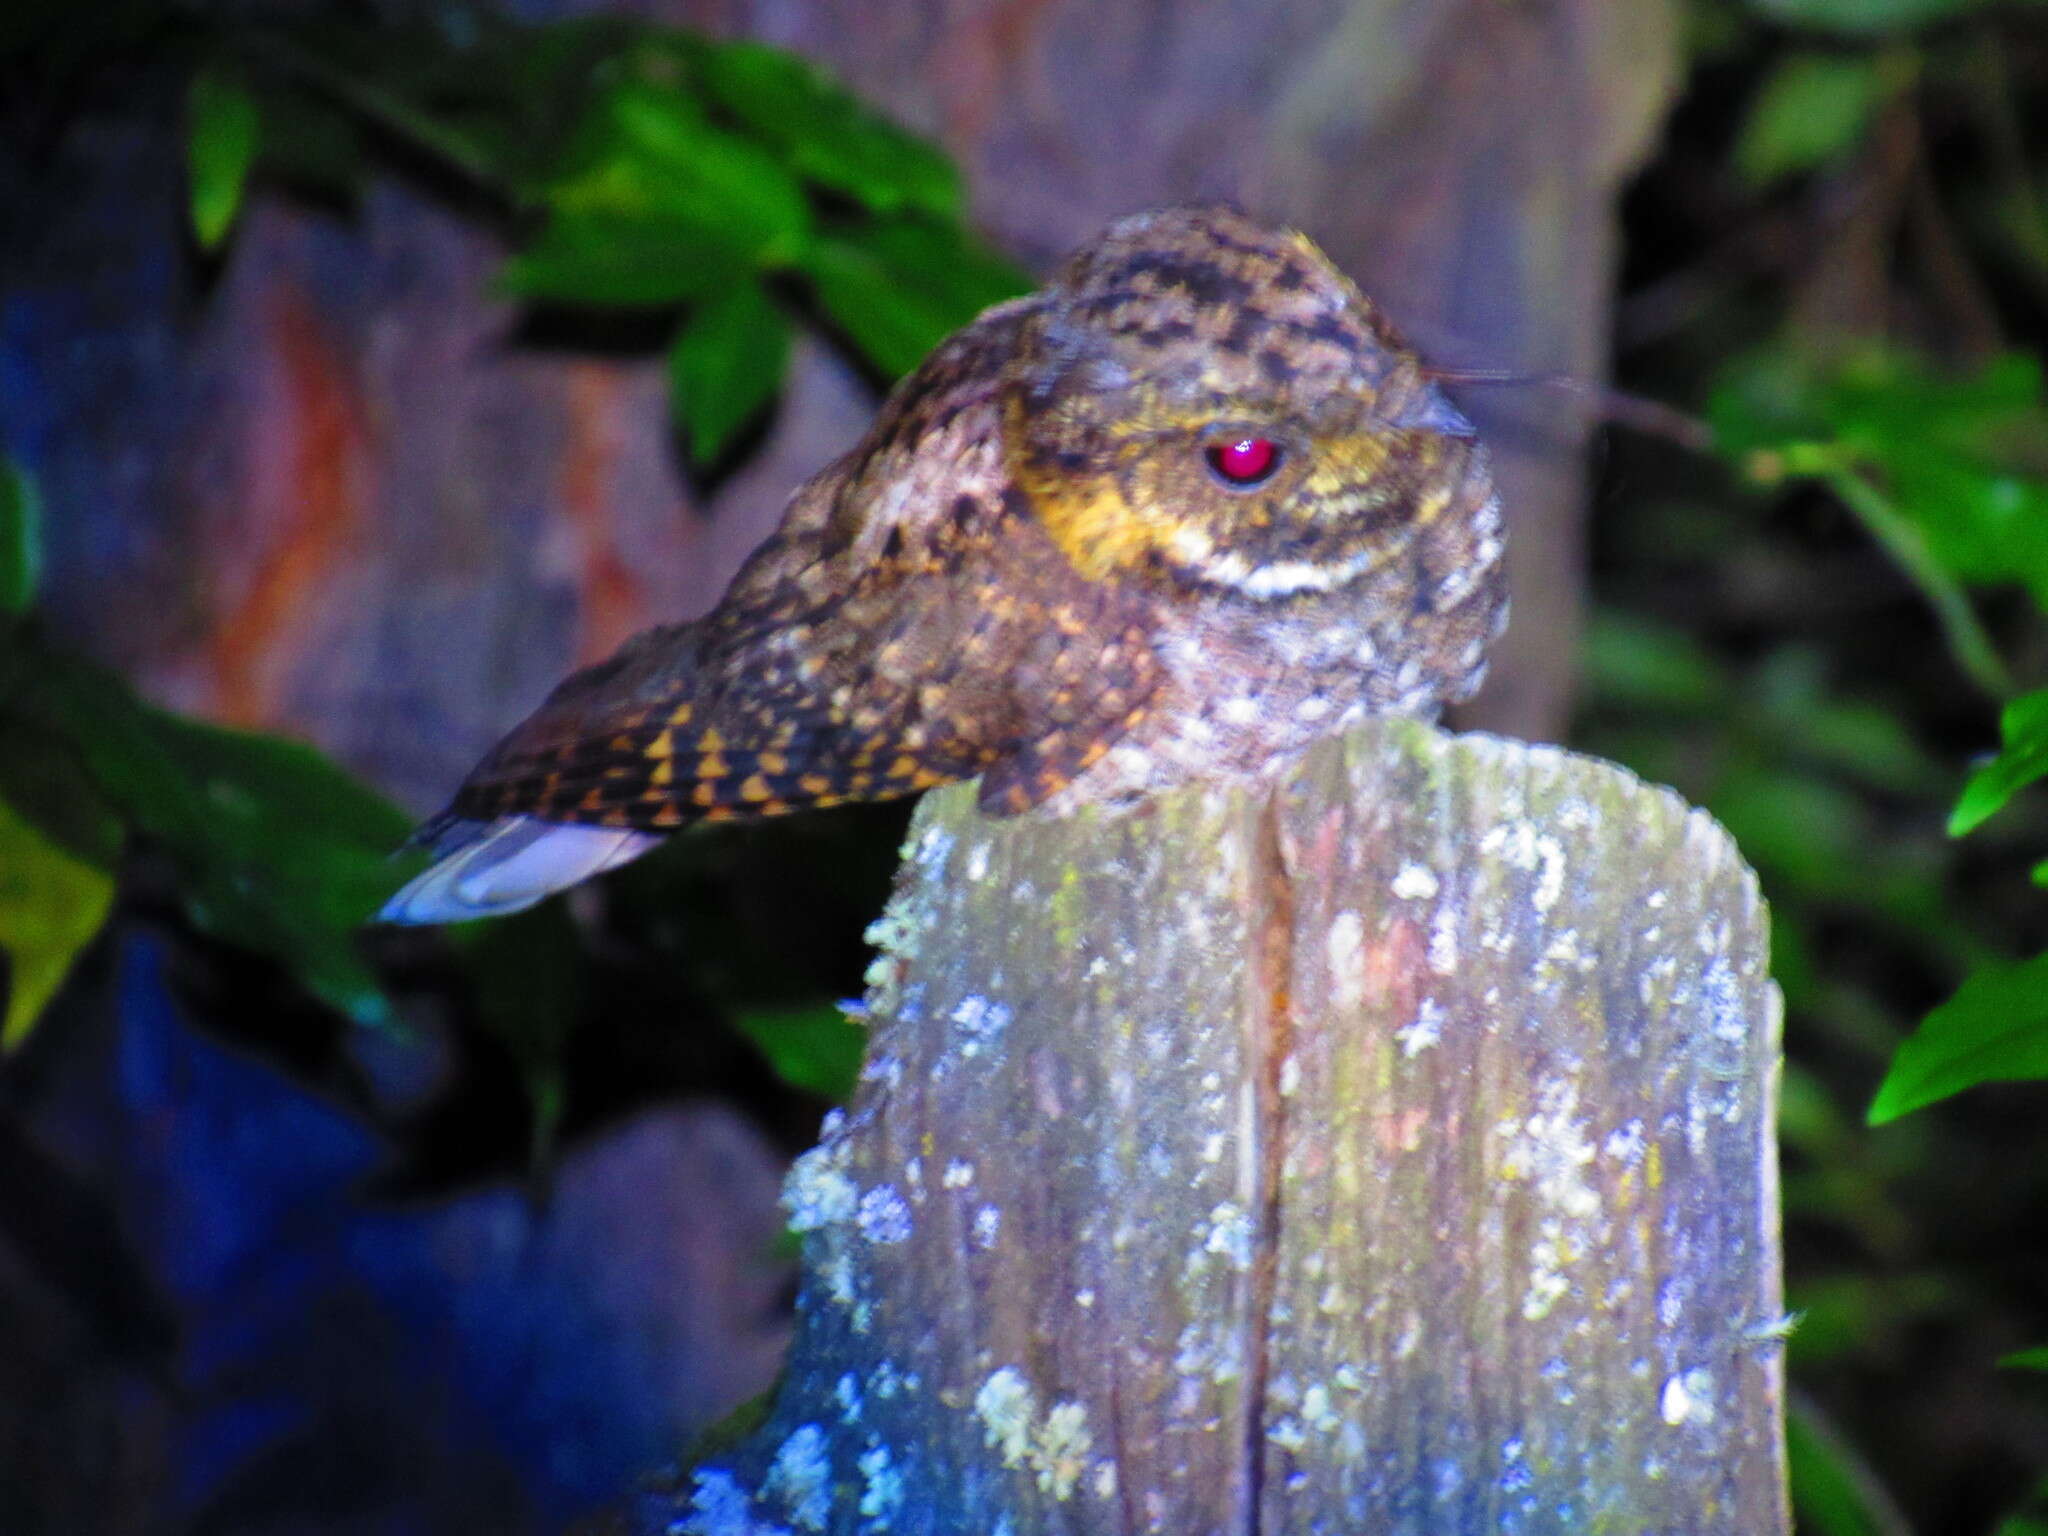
[[378, 350, 1170, 927], [440, 613, 889, 833]]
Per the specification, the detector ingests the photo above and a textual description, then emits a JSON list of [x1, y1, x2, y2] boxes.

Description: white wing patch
[[377, 818, 663, 925]]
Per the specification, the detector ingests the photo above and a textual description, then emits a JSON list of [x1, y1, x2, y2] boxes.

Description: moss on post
[[661, 721, 1787, 1535]]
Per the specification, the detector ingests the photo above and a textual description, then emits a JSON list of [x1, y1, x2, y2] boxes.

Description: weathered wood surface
[[661, 721, 1787, 1535]]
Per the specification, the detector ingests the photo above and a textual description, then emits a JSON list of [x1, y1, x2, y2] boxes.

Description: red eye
[[1206, 437, 1280, 487]]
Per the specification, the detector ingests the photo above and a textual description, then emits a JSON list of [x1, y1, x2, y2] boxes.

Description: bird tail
[[375, 816, 663, 925]]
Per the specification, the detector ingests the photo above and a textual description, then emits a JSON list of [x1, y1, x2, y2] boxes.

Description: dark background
[[2, 0, 2046, 1531]]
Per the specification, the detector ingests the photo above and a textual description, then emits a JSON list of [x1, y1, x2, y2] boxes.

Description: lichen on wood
[[656, 719, 1787, 1535]]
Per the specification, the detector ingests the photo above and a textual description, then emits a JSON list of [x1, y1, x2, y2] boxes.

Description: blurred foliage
[[0, 10, 1021, 1140], [8, 3, 1027, 461], [0, 770, 115, 1050], [1712, 351, 2045, 681], [3, 0, 2048, 1530], [0, 460, 40, 617], [1594, 0, 2048, 1524], [1736, 50, 1909, 187], [1707, 349, 2048, 1124], [728, 1002, 867, 1104], [1745, 0, 2004, 35], [668, 279, 792, 466], [1788, 1396, 1917, 1536], [1991, 1478, 2048, 1536], [187, 11, 1028, 462], [1701, 344, 2048, 1140], [184, 63, 258, 250], [0, 618, 418, 1039]]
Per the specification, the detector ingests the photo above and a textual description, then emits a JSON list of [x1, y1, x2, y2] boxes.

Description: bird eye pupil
[[1207, 437, 1280, 486]]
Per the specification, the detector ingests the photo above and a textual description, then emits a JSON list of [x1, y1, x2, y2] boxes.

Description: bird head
[[1000, 204, 1490, 601]]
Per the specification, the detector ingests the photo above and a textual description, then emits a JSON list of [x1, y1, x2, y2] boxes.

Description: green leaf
[[1780, 1271, 1951, 1365], [453, 905, 585, 1172], [731, 1002, 866, 1102], [803, 219, 1028, 379], [504, 72, 820, 310], [683, 1385, 779, 1468], [1734, 53, 1886, 188], [0, 720, 124, 874], [5, 645, 413, 1028], [1746, 647, 1947, 794], [241, 81, 365, 208], [1710, 768, 1869, 899], [1709, 349, 2048, 692], [499, 214, 749, 307], [802, 237, 949, 379], [434, 16, 639, 186], [1951, 688, 2048, 835], [1878, 446, 2048, 615], [186, 65, 261, 251], [1743, 0, 1987, 35], [1710, 753, 1971, 967], [0, 459, 40, 616], [1786, 1399, 1910, 1536], [1707, 349, 1834, 457], [2033, 857, 2048, 888], [1992, 1475, 2048, 1536], [690, 39, 961, 219], [542, 79, 811, 266], [600, 76, 716, 165], [1820, 353, 2048, 609], [0, 788, 116, 1049], [856, 217, 1031, 321], [131, 712, 412, 1026], [1712, 350, 2048, 551], [1768, 914, 1823, 1013], [1581, 611, 1730, 711], [668, 281, 791, 465], [2000, 1347, 2048, 1372], [1869, 951, 2048, 1123]]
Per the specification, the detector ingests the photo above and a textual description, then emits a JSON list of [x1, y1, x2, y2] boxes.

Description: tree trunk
[[658, 720, 1787, 1534]]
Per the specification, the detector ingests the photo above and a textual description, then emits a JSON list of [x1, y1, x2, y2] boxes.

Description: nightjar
[[379, 204, 1507, 924]]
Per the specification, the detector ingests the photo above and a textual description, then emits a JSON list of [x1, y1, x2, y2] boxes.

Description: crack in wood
[[1240, 793, 1297, 1534], [666, 725, 1787, 1534]]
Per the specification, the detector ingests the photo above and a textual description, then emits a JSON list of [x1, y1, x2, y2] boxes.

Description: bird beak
[[1384, 386, 1475, 439]]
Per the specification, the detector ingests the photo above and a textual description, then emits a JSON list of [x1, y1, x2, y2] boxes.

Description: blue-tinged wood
[[665, 719, 1787, 1534]]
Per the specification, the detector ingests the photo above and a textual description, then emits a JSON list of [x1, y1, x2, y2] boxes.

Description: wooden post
[[660, 720, 1788, 1534]]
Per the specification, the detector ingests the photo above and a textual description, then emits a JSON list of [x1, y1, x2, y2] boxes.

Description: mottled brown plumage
[[379, 205, 1507, 922]]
